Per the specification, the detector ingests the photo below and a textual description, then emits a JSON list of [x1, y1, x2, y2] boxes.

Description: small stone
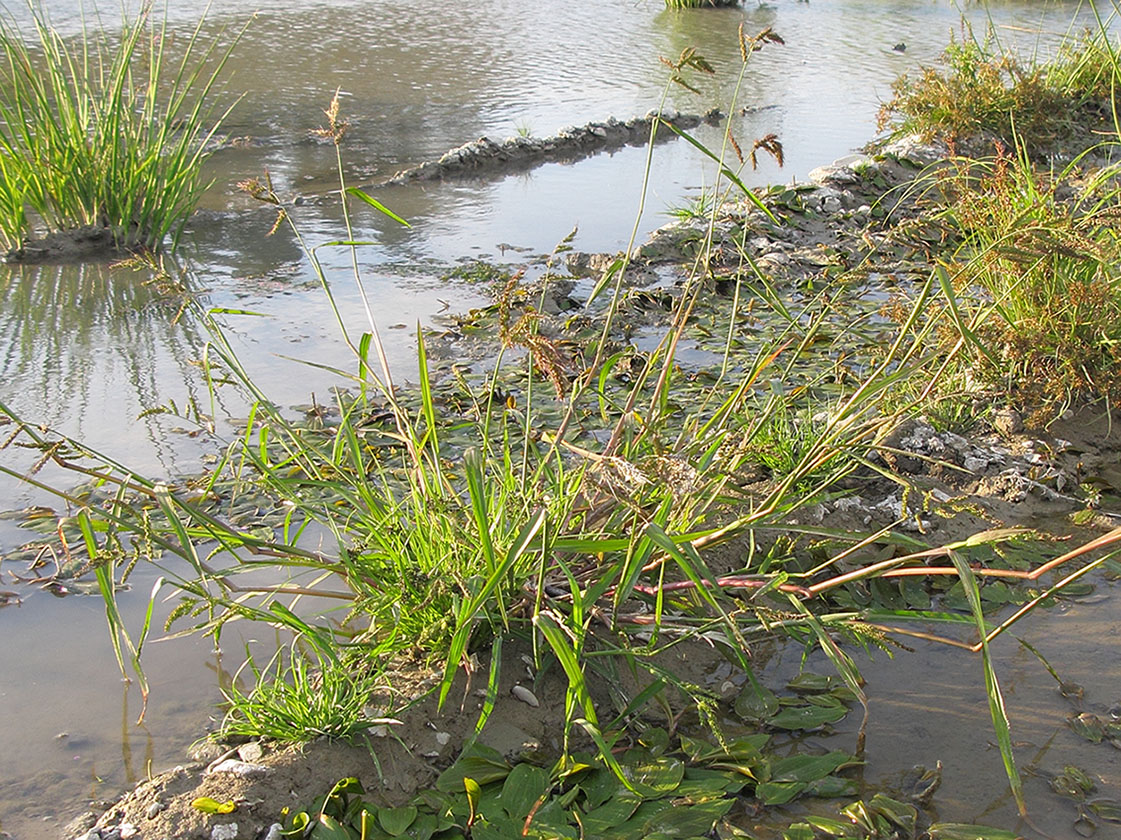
[[73, 830, 100, 840], [146, 802, 167, 820], [211, 824, 239, 840], [262, 825, 284, 840], [119, 824, 139, 839], [511, 685, 540, 707], [237, 742, 264, 763], [963, 456, 988, 473], [188, 741, 228, 763], [435, 731, 451, 746], [64, 813, 99, 836], [208, 759, 270, 777], [992, 408, 1023, 436], [102, 829, 121, 840]]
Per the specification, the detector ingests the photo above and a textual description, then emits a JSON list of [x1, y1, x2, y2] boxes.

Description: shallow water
[[0, 0, 1114, 836]]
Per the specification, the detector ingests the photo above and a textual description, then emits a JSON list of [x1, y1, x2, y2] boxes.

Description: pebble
[[262, 825, 284, 840], [211, 824, 239, 840], [992, 408, 1024, 436], [146, 802, 167, 820], [119, 824, 139, 839], [237, 742, 264, 762], [435, 731, 452, 746], [512, 684, 540, 707], [74, 830, 100, 840], [208, 759, 270, 777]]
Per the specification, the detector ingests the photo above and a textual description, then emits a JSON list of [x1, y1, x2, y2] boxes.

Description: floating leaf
[[1089, 798, 1121, 822], [768, 752, 857, 783], [735, 681, 780, 722], [787, 673, 833, 693], [927, 823, 1022, 840], [769, 703, 849, 730], [578, 794, 642, 834], [1069, 713, 1107, 743], [620, 752, 685, 796], [191, 797, 236, 814], [756, 780, 807, 805], [643, 798, 733, 835]]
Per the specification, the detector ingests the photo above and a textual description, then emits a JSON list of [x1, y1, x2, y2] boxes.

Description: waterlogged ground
[[0, 0, 1118, 837]]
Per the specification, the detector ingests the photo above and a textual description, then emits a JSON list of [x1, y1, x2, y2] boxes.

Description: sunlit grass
[[0, 2, 245, 253]]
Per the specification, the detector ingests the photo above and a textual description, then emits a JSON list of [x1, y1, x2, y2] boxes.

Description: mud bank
[[378, 109, 725, 187]]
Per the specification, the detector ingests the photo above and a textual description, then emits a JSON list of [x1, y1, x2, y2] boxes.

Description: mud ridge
[[377, 108, 725, 187]]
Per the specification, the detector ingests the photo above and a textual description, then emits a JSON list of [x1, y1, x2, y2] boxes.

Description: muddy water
[[0, 0, 1113, 837]]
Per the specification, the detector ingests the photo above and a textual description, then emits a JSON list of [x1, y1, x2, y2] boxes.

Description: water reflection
[[0, 262, 214, 484], [0, 0, 1115, 837]]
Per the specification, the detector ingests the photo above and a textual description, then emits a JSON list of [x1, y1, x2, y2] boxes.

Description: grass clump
[[933, 143, 1121, 421], [879, 26, 1120, 148], [0, 3, 245, 254], [218, 638, 389, 742]]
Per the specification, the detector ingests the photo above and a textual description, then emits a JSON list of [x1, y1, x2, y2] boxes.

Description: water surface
[[0, 0, 1112, 836]]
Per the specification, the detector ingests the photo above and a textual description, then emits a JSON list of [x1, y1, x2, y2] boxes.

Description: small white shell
[[511, 684, 540, 708]]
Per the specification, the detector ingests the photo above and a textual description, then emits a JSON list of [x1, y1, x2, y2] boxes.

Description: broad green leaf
[[734, 681, 780, 722], [926, 823, 1022, 840], [643, 798, 733, 836], [310, 813, 354, 840], [1069, 713, 1106, 743], [1089, 798, 1121, 822], [868, 793, 917, 832], [378, 805, 418, 836], [756, 780, 807, 805], [620, 751, 685, 795], [768, 752, 857, 783], [578, 794, 642, 834], [436, 744, 511, 791], [804, 776, 861, 799], [769, 703, 849, 730], [787, 673, 833, 693], [498, 763, 550, 820]]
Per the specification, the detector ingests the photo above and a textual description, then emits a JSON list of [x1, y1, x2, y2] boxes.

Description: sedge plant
[[0, 2, 247, 253]]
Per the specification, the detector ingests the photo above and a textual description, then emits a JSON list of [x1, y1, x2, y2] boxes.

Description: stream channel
[[1, 1, 1118, 837]]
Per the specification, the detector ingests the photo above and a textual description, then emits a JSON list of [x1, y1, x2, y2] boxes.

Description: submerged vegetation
[[6, 8, 1121, 840], [0, 3, 244, 254]]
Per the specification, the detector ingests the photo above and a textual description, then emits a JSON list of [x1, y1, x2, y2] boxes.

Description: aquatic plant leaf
[[806, 815, 863, 837], [868, 793, 917, 832], [734, 681, 780, 722], [782, 826, 815, 840], [310, 813, 352, 840], [804, 776, 861, 799], [756, 780, 807, 805], [768, 703, 849, 730], [498, 763, 549, 820], [1069, 712, 1107, 743], [436, 744, 511, 791], [768, 752, 857, 783], [786, 673, 833, 693], [191, 796, 237, 814], [578, 795, 642, 834], [643, 798, 734, 835], [620, 751, 685, 795], [1088, 798, 1121, 822], [926, 824, 1022, 840], [378, 805, 418, 836], [403, 812, 437, 840], [678, 768, 741, 798]]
